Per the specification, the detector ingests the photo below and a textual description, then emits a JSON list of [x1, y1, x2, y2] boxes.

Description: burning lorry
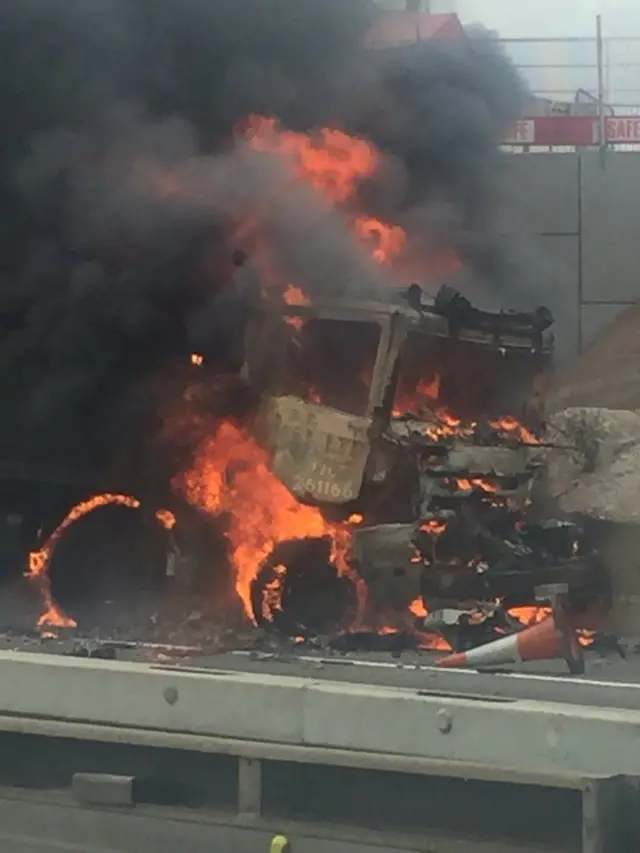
[[237, 273, 607, 645]]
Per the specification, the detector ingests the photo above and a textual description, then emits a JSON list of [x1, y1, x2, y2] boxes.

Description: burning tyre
[[250, 536, 357, 638], [28, 494, 181, 631]]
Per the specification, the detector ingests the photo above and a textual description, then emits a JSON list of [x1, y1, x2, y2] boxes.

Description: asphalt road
[[0, 789, 514, 853], [3, 570, 640, 713], [3, 624, 640, 711], [172, 646, 640, 711]]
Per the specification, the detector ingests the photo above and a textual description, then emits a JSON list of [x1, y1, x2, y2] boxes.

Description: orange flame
[[246, 115, 378, 204], [284, 284, 311, 306], [508, 606, 550, 627], [180, 420, 357, 620], [455, 478, 500, 493], [489, 416, 539, 445], [245, 115, 406, 271], [354, 217, 406, 265], [393, 374, 441, 417], [155, 508, 177, 530], [28, 493, 141, 629], [420, 519, 447, 535], [191, 353, 204, 367], [283, 284, 310, 331]]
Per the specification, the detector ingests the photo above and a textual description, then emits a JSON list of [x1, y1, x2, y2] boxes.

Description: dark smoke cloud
[[0, 0, 525, 481]]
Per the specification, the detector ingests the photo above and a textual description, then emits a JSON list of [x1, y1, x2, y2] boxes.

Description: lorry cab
[[241, 282, 554, 514]]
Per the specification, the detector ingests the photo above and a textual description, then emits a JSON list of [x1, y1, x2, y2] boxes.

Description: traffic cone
[[436, 606, 585, 674]]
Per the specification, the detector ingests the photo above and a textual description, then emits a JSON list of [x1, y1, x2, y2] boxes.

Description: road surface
[[0, 787, 517, 853]]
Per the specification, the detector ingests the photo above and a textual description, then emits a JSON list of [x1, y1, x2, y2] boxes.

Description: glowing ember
[[489, 416, 539, 445], [454, 478, 500, 493], [262, 563, 287, 622], [28, 493, 141, 629], [393, 405, 541, 448], [285, 316, 304, 332], [180, 420, 357, 620], [508, 606, 550, 627], [284, 284, 310, 306], [191, 352, 204, 367], [155, 509, 177, 530], [507, 606, 594, 648], [283, 286, 310, 331], [420, 519, 447, 535], [407, 598, 452, 651], [409, 597, 428, 618]]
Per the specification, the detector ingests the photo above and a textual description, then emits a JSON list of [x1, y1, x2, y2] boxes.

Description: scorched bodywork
[[241, 279, 606, 635]]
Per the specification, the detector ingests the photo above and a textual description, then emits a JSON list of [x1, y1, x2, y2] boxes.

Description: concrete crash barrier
[[1, 650, 640, 777], [0, 652, 637, 851]]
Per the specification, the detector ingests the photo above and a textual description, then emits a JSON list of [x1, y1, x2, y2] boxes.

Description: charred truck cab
[[244, 282, 553, 516], [240, 280, 610, 629]]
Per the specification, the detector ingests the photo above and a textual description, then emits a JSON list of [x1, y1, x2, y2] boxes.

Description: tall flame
[[180, 421, 356, 619], [245, 115, 406, 268]]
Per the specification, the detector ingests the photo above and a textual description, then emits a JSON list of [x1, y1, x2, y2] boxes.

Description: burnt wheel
[[250, 536, 356, 638]]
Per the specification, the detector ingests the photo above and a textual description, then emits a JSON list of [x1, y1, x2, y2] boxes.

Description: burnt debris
[[240, 287, 606, 654], [251, 537, 357, 638], [432, 285, 554, 338]]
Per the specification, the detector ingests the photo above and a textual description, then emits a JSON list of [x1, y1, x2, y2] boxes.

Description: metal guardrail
[[500, 35, 640, 113], [498, 32, 640, 152]]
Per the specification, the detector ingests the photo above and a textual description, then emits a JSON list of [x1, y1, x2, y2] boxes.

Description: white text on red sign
[[606, 117, 640, 143], [503, 120, 535, 145]]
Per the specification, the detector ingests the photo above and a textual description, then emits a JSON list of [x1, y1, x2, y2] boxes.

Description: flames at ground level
[[23, 419, 591, 652], [18, 120, 581, 646], [28, 494, 175, 631]]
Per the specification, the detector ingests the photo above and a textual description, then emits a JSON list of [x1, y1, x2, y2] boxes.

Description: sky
[[442, 1, 640, 104], [454, 0, 640, 38]]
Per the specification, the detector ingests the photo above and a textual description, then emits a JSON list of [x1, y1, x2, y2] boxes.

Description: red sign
[[503, 115, 640, 147], [503, 120, 535, 145], [606, 116, 640, 143], [503, 116, 597, 146]]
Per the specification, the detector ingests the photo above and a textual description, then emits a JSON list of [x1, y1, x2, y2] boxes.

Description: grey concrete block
[[72, 772, 134, 806]]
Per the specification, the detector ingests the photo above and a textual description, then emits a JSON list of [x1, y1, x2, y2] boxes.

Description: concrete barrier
[[0, 651, 637, 852], [0, 650, 640, 779], [0, 652, 305, 744]]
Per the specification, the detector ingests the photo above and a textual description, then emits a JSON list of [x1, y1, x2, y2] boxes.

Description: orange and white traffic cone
[[436, 606, 585, 674]]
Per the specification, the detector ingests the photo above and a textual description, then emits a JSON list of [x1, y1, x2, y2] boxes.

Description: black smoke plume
[[0, 0, 525, 487]]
